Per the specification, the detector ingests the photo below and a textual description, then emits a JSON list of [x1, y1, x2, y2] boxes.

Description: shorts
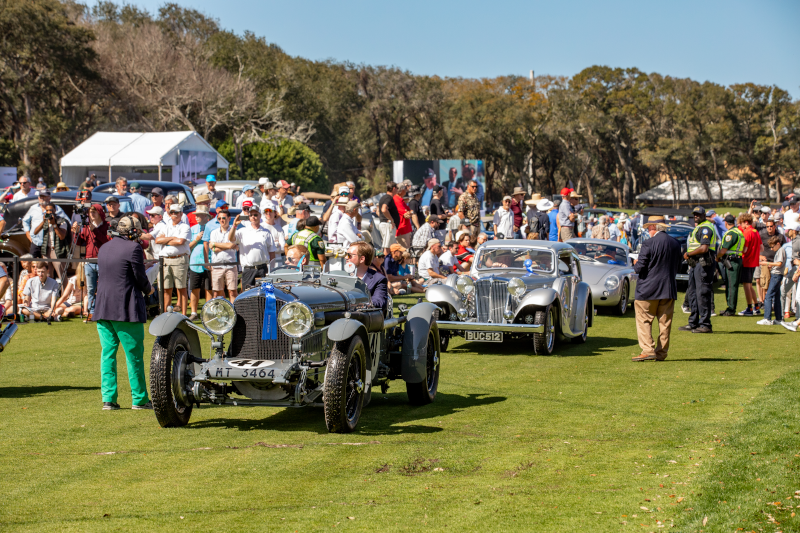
[[740, 266, 755, 284], [211, 267, 238, 291], [559, 226, 575, 242], [396, 232, 411, 248], [378, 222, 396, 249], [760, 266, 770, 286], [189, 269, 210, 291], [163, 255, 188, 289]]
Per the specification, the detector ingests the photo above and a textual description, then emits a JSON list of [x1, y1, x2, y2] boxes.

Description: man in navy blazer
[[346, 241, 388, 314], [94, 216, 154, 410], [632, 215, 683, 361]]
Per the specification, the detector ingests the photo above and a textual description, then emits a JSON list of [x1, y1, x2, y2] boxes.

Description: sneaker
[[681, 305, 690, 314], [753, 307, 762, 315], [55, 315, 62, 322], [102, 402, 120, 410], [188, 312, 198, 321], [398, 289, 407, 295], [781, 321, 798, 332], [131, 401, 153, 410], [719, 310, 735, 317], [691, 326, 713, 333], [678, 325, 693, 331], [710, 311, 717, 317], [738, 308, 754, 316], [756, 319, 774, 326]]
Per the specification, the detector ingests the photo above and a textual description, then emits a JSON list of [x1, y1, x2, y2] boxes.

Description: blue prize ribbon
[[261, 282, 277, 340]]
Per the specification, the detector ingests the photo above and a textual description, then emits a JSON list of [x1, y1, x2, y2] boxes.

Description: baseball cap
[[338, 186, 351, 195], [151, 187, 164, 196], [295, 203, 310, 212], [427, 238, 441, 248], [692, 206, 706, 215], [215, 200, 229, 210], [782, 200, 790, 208], [724, 214, 736, 224], [242, 200, 255, 210], [433, 185, 442, 193], [428, 215, 441, 223], [195, 205, 211, 217], [560, 187, 573, 197], [129, 181, 140, 189], [346, 200, 359, 211], [706, 209, 716, 216], [261, 200, 277, 212], [785, 221, 800, 231], [38, 189, 51, 196], [104, 195, 119, 203], [760, 206, 771, 213], [117, 216, 142, 233], [206, 175, 216, 182], [146, 206, 164, 216], [242, 184, 256, 192], [263, 181, 275, 189], [390, 243, 406, 253], [168, 203, 182, 213], [258, 177, 269, 186], [277, 180, 290, 189], [305, 215, 321, 227], [503, 195, 512, 202]]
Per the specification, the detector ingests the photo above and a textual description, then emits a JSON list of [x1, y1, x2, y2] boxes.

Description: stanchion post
[[158, 257, 164, 313], [12, 256, 18, 318]]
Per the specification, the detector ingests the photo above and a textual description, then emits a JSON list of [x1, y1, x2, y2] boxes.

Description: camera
[[74, 190, 92, 224]]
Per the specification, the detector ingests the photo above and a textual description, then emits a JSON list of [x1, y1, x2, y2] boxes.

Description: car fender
[[574, 282, 593, 328], [327, 317, 369, 345], [425, 284, 461, 316], [402, 302, 439, 384], [514, 288, 558, 317], [149, 312, 204, 357]]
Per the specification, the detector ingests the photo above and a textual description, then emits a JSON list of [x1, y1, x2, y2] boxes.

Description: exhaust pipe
[[0, 322, 18, 353]]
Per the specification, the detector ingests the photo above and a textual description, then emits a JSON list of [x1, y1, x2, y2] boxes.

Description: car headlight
[[604, 275, 620, 291], [507, 277, 526, 298], [456, 275, 474, 295], [277, 302, 313, 338], [202, 298, 236, 335]]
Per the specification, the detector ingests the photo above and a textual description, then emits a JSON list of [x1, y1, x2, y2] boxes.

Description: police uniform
[[686, 215, 718, 331], [719, 226, 745, 315], [291, 228, 325, 264]]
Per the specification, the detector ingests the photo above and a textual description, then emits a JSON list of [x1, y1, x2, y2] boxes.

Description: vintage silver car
[[148, 260, 441, 433], [426, 241, 593, 355], [566, 238, 638, 315]]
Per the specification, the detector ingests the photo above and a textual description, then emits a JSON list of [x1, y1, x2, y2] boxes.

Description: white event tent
[[59, 131, 229, 186]]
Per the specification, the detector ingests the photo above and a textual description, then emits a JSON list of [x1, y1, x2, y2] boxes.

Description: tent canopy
[[636, 179, 774, 202], [60, 131, 229, 186]]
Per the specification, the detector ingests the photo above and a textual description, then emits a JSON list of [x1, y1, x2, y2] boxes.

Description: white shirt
[[234, 224, 274, 267], [334, 213, 361, 249], [13, 189, 36, 202], [148, 221, 167, 258], [784, 209, 799, 227], [66, 275, 85, 305], [261, 223, 285, 256], [418, 250, 440, 279], [160, 220, 191, 257], [327, 207, 344, 243], [493, 206, 514, 239], [271, 194, 293, 212], [439, 250, 458, 269], [235, 193, 255, 209], [210, 227, 238, 268]]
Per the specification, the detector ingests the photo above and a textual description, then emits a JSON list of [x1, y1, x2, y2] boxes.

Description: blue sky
[[90, 0, 800, 97]]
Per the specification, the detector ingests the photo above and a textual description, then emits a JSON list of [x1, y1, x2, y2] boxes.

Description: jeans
[[763, 273, 783, 321], [85, 261, 99, 314]]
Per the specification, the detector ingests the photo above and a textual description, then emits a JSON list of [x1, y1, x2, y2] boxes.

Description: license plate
[[465, 331, 503, 342]]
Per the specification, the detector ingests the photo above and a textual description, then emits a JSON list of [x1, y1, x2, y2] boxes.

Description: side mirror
[[397, 303, 408, 316]]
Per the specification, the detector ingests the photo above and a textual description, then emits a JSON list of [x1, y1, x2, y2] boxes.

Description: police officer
[[93, 215, 154, 410], [680, 206, 718, 333], [715, 214, 745, 316], [290, 216, 327, 267]]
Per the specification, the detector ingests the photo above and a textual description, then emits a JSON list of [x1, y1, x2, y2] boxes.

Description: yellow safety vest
[[292, 229, 324, 262], [688, 220, 718, 253], [722, 228, 745, 257]]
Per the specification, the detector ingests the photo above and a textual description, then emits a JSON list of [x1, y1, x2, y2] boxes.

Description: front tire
[[615, 280, 629, 315], [323, 336, 366, 433], [532, 305, 556, 355], [572, 302, 589, 344], [406, 326, 440, 405], [150, 330, 194, 428]]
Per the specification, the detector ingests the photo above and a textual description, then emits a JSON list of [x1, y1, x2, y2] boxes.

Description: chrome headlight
[[507, 277, 526, 298], [604, 275, 620, 291], [456, 275, 474, 295], [202, 298, 236, 335], [277, 302, 313, 338]]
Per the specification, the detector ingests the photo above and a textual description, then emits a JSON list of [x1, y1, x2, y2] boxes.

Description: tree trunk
[[613, 136, 634, 208], [709, 148, 724, 201]]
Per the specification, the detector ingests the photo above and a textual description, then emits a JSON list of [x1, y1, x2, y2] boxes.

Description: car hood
[[580, 262, 619, 285], [474, 271, 557, 290]]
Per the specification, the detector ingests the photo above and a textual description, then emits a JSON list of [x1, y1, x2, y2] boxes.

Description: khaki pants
[[559, 226, 575, 242], [634, 299, 674, 359]]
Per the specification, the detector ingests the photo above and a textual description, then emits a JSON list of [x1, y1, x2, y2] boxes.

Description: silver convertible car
[[566, 239, 638, 315], [425, 241, 593, 355]]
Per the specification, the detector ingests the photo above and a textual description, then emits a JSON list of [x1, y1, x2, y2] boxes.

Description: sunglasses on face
[[249, 213, 260, 218], [346, 252, 360, 259]]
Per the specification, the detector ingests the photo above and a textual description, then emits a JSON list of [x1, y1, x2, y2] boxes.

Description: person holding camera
[[37, 202, 70, 281], [93, 216, 154, 411], [73, 203, 109, 322], [22, 190, 67, 258]]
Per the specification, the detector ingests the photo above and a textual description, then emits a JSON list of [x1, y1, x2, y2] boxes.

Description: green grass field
[[1, 289, 799, 532]]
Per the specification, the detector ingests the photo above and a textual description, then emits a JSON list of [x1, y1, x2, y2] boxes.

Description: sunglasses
[[346, 252, 360, 259], [249, 213, 260, 217]]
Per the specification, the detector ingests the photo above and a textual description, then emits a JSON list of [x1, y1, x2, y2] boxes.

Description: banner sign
[[0, 167, 17, 188], [393, 159, 486, 211], [174, 151, 217, 184]]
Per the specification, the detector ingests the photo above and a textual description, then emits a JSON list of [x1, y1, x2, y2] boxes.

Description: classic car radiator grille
[[475, 279, 508, 323], [229, 296, 293, 360]]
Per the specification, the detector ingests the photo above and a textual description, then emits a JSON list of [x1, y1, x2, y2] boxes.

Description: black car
[[0, 191, 134, 233], [93, 180, 196, 209], [635, 223, 694, 282]]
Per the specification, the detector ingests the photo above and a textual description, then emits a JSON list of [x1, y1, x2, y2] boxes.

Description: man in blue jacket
[[93, 215, 154, 410], [632, 215, 683, 361], [346, 241, 388, 314]]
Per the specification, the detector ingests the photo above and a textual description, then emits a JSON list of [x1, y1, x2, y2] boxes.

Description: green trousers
[[724, 259, 742, 313], [97, 320, 149, 406]]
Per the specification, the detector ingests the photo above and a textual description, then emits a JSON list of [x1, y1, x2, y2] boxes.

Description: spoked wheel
[[407, 326, 440, 405], [616, 280, 629, 315], [150, 330, 194, 427], [572, 302, 589, 344], [532, 305, 557, 355], [323, 336, 366, 433]]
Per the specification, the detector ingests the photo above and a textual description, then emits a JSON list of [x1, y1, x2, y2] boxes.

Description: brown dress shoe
[[631, 354, 657, 362]]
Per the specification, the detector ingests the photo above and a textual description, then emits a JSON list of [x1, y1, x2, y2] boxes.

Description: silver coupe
[[566, 238, 637, 315]]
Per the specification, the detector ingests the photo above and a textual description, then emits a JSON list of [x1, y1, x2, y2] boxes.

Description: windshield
[[571, 242, 628, 265], [475, 247, 554, 273]]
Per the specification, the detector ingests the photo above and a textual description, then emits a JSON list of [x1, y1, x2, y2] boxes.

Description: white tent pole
[[108, 164, 112, 183], [158, 161, 162, 181]]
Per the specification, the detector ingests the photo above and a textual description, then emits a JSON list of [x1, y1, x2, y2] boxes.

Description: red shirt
[[740, 225, 762, 268], [510, 200, 523, 228], [393, 195, 412, 236]]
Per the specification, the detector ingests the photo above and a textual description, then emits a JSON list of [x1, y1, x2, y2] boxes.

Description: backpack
[[527, 213, 540, 236]]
